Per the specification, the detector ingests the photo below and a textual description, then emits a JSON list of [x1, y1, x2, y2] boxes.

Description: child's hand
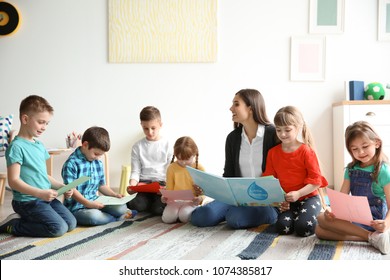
[[193, 196, 202, 206], [324, 208, 336, 221], [40, 189, 58, 202], [87, 200, 104, 209], [63, 189, 73, 199], [161, 196, 168, 204], [371, 220, 388, 233], [285, 191, 300, 202], [193, 184, 203, 196], [127, 186, 136, 195], [114, 193, 124, 198]]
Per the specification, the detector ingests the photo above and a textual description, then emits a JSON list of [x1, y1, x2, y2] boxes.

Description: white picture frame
[[378, 0, 390, 41], [309, 0, 344, 34], [290, 36, 326, 82]]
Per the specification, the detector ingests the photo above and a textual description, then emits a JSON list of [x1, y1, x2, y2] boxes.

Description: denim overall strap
[[349, 169, 387, 220]]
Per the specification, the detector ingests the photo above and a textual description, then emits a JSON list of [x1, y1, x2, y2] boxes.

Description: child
[[262, 105, 327, 237], [191, 89, 279, 229], [0, 95, 76, 237], [316, 121, 390, 254], [126, 106, 172, 215], [62, 126, 136, 226], [161, 136, 205, 223]]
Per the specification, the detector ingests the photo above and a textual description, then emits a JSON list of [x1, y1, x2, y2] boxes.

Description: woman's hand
[[278, 201, 290, 212]]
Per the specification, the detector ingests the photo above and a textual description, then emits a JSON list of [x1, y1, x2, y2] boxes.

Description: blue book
[[186, 167, 285, 207], [349, 81, 364, 100]]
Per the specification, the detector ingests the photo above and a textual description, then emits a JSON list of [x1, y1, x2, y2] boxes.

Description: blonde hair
[[171, 136, 199, 169], [345, 121, 388, 182], [273, 106, 315, 149]]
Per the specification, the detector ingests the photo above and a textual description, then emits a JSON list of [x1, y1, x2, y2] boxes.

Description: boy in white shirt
[[127, 106, 172, 215]]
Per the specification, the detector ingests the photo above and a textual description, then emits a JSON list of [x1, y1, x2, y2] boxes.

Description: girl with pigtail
[[161, 136, 205, 223], [262, 106, 328, 237]]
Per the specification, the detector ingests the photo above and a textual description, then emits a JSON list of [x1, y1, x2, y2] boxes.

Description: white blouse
[[239, 124, 264, 177]]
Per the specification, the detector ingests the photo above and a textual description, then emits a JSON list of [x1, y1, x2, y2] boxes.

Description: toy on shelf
[[364, 82, 386, 100]]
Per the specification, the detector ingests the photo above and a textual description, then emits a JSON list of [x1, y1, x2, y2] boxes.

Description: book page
[[227, 177, 285, 206], [95, 194, 136, 205], [57, 176, 90, 196], [160, 189, 194, 203], [186, 167, 237, 206], [326, 188, 373, 226]]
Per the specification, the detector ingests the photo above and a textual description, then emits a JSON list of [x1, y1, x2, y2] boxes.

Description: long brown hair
[[345, 121, 388, 182], [233, 89, 271, 129]]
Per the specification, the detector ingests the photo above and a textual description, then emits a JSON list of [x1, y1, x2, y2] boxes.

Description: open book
[[57, 176, 90, 196], [95, 194, 136, 205], [326, 188, 373, 226], [186, 167, 285, 207]]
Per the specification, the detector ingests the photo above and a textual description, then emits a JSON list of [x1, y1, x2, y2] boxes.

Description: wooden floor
[[0, 188, 13, 221]]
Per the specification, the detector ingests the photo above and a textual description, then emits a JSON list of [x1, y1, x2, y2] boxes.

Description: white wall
[[1, 0, 389, 190]]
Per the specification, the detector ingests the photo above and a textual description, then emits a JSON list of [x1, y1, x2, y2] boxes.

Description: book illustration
[[186, 167, 285, 207], [160, 189, 194, 203], [128, 182, 162, 193], [326, 188, 373, 226], [57, 176, 90, 196], [95, 194, 136, 205]]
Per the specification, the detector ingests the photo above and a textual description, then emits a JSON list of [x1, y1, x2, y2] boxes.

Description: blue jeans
[[12, 199, 76, 237], [73, 204, 128, 226], [191, 200, 278, 229]]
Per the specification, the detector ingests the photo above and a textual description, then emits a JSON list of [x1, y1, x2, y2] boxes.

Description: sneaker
[[119, 209, 138, 220], [0, 213, 21, 234], [368, 231, 390, 254]]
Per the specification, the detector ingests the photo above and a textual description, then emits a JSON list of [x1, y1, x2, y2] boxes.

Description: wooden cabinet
[[332, 101, 390, 191]]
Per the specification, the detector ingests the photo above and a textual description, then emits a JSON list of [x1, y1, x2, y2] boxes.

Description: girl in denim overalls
[[316, 121, 390, 254]]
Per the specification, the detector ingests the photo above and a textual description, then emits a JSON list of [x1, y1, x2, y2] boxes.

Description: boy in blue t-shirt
[[0, 95, 77, 237], [61, 126, 136, 226]]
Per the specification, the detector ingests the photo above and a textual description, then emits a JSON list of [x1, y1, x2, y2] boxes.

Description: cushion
[[0, 114, 13, 151]]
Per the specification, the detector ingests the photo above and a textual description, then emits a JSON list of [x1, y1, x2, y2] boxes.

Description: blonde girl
[[316, 121, 390, 254], [161, 136, 205, 223], [263, 106, 328, 237]]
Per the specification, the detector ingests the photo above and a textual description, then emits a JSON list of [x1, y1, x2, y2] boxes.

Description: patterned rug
[[0, 213, 384, 260]]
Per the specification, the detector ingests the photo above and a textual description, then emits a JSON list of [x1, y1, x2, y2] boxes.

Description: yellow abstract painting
[[109, 0, 218, 63]]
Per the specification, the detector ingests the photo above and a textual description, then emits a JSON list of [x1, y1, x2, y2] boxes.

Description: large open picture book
[[186, 167, 285, 206]]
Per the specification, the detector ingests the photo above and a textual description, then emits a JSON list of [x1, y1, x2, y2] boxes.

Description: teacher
[[191, 89, 279, 229]]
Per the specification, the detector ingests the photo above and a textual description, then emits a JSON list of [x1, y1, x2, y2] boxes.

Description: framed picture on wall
[[290, 36, 326, 82], [378, 0, 390, 41], [309, 0, 344, 34]]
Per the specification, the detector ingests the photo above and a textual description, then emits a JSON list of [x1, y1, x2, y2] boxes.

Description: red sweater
[[262, 144, 328, 200]]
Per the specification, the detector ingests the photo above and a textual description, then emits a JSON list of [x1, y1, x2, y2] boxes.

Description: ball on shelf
[[364, 82, 385, 100]]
